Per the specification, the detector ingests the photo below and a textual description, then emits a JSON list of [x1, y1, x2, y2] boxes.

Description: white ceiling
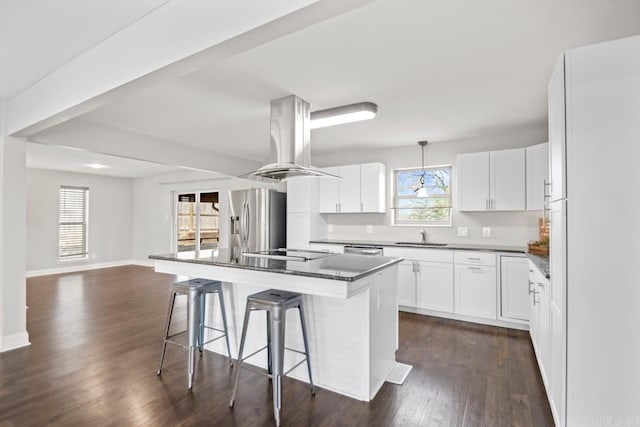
[[0, 0, 170, 98], [75, 0, 640, 163], [26, 142, 186, 178]]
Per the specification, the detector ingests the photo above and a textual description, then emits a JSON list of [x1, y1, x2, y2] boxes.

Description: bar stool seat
[[230, 289, 315, 426], [157, 278, 233, 389]]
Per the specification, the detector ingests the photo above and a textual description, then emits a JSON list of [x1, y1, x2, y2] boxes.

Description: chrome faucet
[[419, 229, 427, 244]]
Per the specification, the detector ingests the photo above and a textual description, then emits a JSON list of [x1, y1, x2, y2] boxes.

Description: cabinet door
[[454, 265, 497, 319], [535, 279, 551, 384], [416, 261, 453, 313], [528, 265, 539, 344], [287, 213, 310, 250], [360, 163, 385, 213], [548, 56, 566, 202], [490, 148, 526, 211], [318, 166, 340, 213], [457, 152, 490, 211], [500, 256, 531, 321], [526, 143, 550, 211], [397, 261, 417, 308], [287, 177, 318, 213], [338, 164, 361, 212]]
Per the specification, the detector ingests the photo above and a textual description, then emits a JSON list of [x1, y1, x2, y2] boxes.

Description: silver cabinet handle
[[537, 281, 545, 288], [361, 202, 363, 212], [485, 199, 489, 210], [528, 280, 534, 295], [335, 203, 339, 213], [491, 199, 495, 210], [532, 289, 539, 305], [543, 179, 552, 199], [468, 257, 481, 261], [468, 266, 482, 271]]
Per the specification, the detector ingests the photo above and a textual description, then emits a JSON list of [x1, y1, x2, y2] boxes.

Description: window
[[393, 166, 452, 226], [59, 186, 89, 260]]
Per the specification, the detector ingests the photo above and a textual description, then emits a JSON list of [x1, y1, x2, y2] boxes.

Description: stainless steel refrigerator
[[228, 189, 286, 254]]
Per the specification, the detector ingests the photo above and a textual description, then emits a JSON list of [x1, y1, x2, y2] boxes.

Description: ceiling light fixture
[[415, 141, 429, 198], [309, 101, 378, 129], [87, 163, 108, 169]]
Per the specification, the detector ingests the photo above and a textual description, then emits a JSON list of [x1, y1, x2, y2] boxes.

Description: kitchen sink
[[394, 242, 448, 247]]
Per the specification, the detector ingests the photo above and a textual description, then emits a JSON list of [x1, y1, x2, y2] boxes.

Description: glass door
[[175, 191, 219, 255]]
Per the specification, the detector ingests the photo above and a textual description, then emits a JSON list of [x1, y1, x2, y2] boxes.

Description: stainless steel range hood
[[241, 95, 338, 182]]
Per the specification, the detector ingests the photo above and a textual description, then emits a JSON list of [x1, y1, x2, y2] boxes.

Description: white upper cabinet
[[490, 148, 526, 211], [526, 142, 550, 211], [457, 152, 490, 211], [548, 57, 566, 202], [318, 166, 341, 213], [338, 164, 361, 212], [360, 163, 386, 213], [318, 162, 386, 213], [287, 177, 319, 213], [457, 148, 525, 211]]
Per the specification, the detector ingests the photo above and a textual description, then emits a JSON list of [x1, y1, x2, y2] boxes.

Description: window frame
[[58, 186, 89, 261], [391, 165, 453, 227]]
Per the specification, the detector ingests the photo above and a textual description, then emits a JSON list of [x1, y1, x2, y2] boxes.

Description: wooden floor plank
[[0, 266, 554, 426]]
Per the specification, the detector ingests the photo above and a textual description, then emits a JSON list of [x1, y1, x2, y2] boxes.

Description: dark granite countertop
[[526, 252, 550, 279], [149, 249, 403, 282], [309, 238, 527, 254]]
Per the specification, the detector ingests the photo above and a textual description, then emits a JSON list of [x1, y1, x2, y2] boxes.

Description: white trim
[[26, 259, 138, 277], [129, 259, 155, 268], [0, 331, 31, 353]]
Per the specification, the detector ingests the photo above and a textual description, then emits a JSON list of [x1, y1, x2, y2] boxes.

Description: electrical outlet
[[328, 224, 334, 232], [482, 227, 491, 238], [457, 227, 468, 237], [366, 225, 373, 234]]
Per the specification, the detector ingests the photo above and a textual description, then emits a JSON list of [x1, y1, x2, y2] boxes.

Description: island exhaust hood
[[241, 95, 339, 182]]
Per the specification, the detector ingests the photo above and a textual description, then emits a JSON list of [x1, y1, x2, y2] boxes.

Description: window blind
[[59, 186, 89, 260]]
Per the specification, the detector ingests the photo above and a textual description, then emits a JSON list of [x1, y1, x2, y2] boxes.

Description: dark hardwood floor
[[0, 266, 553, 426]]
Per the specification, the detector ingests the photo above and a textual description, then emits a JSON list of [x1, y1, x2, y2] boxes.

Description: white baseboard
[[0, 331, 30, 352], [129, 259, 155, 268], [26, 260, 139, 278]]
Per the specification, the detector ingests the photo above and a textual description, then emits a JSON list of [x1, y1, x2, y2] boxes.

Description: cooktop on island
[[241, 248, 334, 262]]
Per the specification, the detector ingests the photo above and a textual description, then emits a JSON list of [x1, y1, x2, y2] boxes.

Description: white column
[[0, 99, 29, 352]]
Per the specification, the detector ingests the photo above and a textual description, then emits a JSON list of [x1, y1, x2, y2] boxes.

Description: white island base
[[154, 259, 400, 401]]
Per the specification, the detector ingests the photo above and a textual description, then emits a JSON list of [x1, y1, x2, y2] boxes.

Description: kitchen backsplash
[[324, 210, 540, 246]]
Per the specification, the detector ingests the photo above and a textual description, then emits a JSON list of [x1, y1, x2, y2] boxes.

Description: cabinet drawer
[[454, 251, 496, 266], [384, 247, 453, 263]]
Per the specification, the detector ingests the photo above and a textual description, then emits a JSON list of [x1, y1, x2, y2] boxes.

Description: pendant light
[[415, 141, 429, 197]]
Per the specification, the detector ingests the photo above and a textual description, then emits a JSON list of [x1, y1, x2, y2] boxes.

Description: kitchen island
[[150, 249, 402, 401]]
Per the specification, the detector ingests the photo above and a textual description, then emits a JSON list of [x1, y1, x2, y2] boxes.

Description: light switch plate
[[457, 227, 468, 237], [482, 227, 491, 238], [366, 225, 373, 234], [328, 224, 334, 232]]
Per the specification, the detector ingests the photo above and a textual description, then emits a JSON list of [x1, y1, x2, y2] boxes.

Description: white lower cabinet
[[500, 256, 530, 321], [416, 261, 454, 313], [454, 264, 497, 319], [397, 261, 417, 307]]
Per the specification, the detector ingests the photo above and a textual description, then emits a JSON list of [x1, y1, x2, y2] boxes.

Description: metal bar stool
[[157, 278, 233, 389], [229, 289, 315, 427]]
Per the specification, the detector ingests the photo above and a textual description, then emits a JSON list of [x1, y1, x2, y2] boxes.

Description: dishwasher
[[343, 245, 384, 256]]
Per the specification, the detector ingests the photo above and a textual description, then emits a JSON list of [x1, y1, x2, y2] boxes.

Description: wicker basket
[[528, 243, 549, 255]]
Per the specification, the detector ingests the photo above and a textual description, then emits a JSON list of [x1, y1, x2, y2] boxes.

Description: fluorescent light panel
[[310, 102, 378, 129]]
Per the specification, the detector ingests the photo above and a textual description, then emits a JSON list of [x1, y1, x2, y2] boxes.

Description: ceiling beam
[[6, 0, 374, 138]]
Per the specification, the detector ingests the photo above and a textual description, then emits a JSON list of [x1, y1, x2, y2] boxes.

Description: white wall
[[26, 168, 133, 272], [131, 170, 282, 263], [312, 126, 548, 246]]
